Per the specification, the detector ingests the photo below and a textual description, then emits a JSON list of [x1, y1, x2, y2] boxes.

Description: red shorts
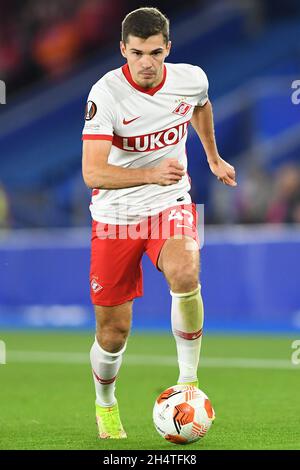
[[90, 203, 199, 306]]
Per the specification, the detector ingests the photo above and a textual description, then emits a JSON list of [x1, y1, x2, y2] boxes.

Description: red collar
[[122, 63, 167, 96]]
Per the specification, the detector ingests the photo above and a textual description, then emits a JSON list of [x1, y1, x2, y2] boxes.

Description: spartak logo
[[91, 278, 103, 293], [173, 102, 192, 116], [113, 120, 189, 152]]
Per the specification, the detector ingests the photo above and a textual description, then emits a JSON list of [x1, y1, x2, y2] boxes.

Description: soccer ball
[[153, 385, 215, 444]]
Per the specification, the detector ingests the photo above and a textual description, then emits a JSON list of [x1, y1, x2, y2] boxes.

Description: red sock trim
[[173, 328, 203, 340], [93, 370, 117, 385]]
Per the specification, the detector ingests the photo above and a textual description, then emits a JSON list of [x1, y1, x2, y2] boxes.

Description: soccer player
[[82, 7, 236, 439]]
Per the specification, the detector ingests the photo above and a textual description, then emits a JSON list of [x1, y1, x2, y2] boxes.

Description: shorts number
[[168, 209, 193, 228]]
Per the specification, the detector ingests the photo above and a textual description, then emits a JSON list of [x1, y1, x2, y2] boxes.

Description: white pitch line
[[5, 351, 300, 370]]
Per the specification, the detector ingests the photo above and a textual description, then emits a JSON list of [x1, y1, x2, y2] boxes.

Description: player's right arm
[[82, 84, 184, 189], [82, 140, 185, 189]]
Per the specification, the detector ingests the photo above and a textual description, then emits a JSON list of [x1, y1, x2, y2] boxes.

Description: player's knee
[[168, 264, 199, 293], [96, 326, 128, 354]]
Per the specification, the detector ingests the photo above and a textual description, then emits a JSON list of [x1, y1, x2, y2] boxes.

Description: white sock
[[90, 338, 126, 407], [171, 284, 204, 384]]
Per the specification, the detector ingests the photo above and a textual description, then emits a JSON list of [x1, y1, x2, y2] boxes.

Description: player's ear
[[166, 41, 171, 57], [120, 41, 127, 58]]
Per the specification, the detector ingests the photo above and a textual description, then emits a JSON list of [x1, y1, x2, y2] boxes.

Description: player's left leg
[[158, 236, 203, 387]]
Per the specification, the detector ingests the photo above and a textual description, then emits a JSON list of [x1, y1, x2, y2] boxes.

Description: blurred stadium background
[[0, 0, 299, 333], [1, 0, 300, 451]]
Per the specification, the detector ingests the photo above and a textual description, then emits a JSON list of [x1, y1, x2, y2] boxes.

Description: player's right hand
[[151, 158, 185, 186]]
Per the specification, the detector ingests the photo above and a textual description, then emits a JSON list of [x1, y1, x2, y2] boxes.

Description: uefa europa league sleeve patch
[[85, 101, 97, 120]]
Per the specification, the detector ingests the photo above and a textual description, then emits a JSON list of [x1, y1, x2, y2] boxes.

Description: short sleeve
[[195, 67, 209, 107], [82, 85, 115, 141]]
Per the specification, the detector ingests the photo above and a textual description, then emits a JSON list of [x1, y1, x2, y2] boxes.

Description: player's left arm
[[191, 101, 237, 187]]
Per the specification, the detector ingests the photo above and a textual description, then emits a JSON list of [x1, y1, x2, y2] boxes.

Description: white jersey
[[82, 62, 208, 224]]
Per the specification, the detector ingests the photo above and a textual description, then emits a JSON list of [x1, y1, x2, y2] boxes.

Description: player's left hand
[[208, 157, 237, 187]]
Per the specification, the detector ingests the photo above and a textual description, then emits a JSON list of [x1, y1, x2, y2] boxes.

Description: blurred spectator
[[235, 165, 273, 224], [0, 0, 125, 87], [266, 165, 300, 223], [2, 0, 300, 94], [0, 183, 10, 229], [32, 20, 82, 78], [76, 0, 123, 48], [0, 32, 22, 82], [291, 202, 300, 223], [209, 163, 300, 225], [209, 163, 272, 224]]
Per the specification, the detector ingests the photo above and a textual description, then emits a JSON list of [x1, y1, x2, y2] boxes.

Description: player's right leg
[[89, 219, 145, 439], [90, 302, 133, 439]]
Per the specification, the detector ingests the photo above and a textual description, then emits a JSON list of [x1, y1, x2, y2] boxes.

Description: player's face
[[120, 34, 171, 89]]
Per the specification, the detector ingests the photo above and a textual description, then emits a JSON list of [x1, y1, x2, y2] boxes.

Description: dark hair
[[122, 7, 169, 44]]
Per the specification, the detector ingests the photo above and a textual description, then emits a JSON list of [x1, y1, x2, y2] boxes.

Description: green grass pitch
[[0, 331, 299, 450]]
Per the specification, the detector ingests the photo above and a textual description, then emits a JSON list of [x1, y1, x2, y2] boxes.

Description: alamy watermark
[[93, 202, 204, 250], [0, 80, 6, 104], [291, 80, 300, 105], [0, 340, 6, 364], [291, 340, 300, 366]]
